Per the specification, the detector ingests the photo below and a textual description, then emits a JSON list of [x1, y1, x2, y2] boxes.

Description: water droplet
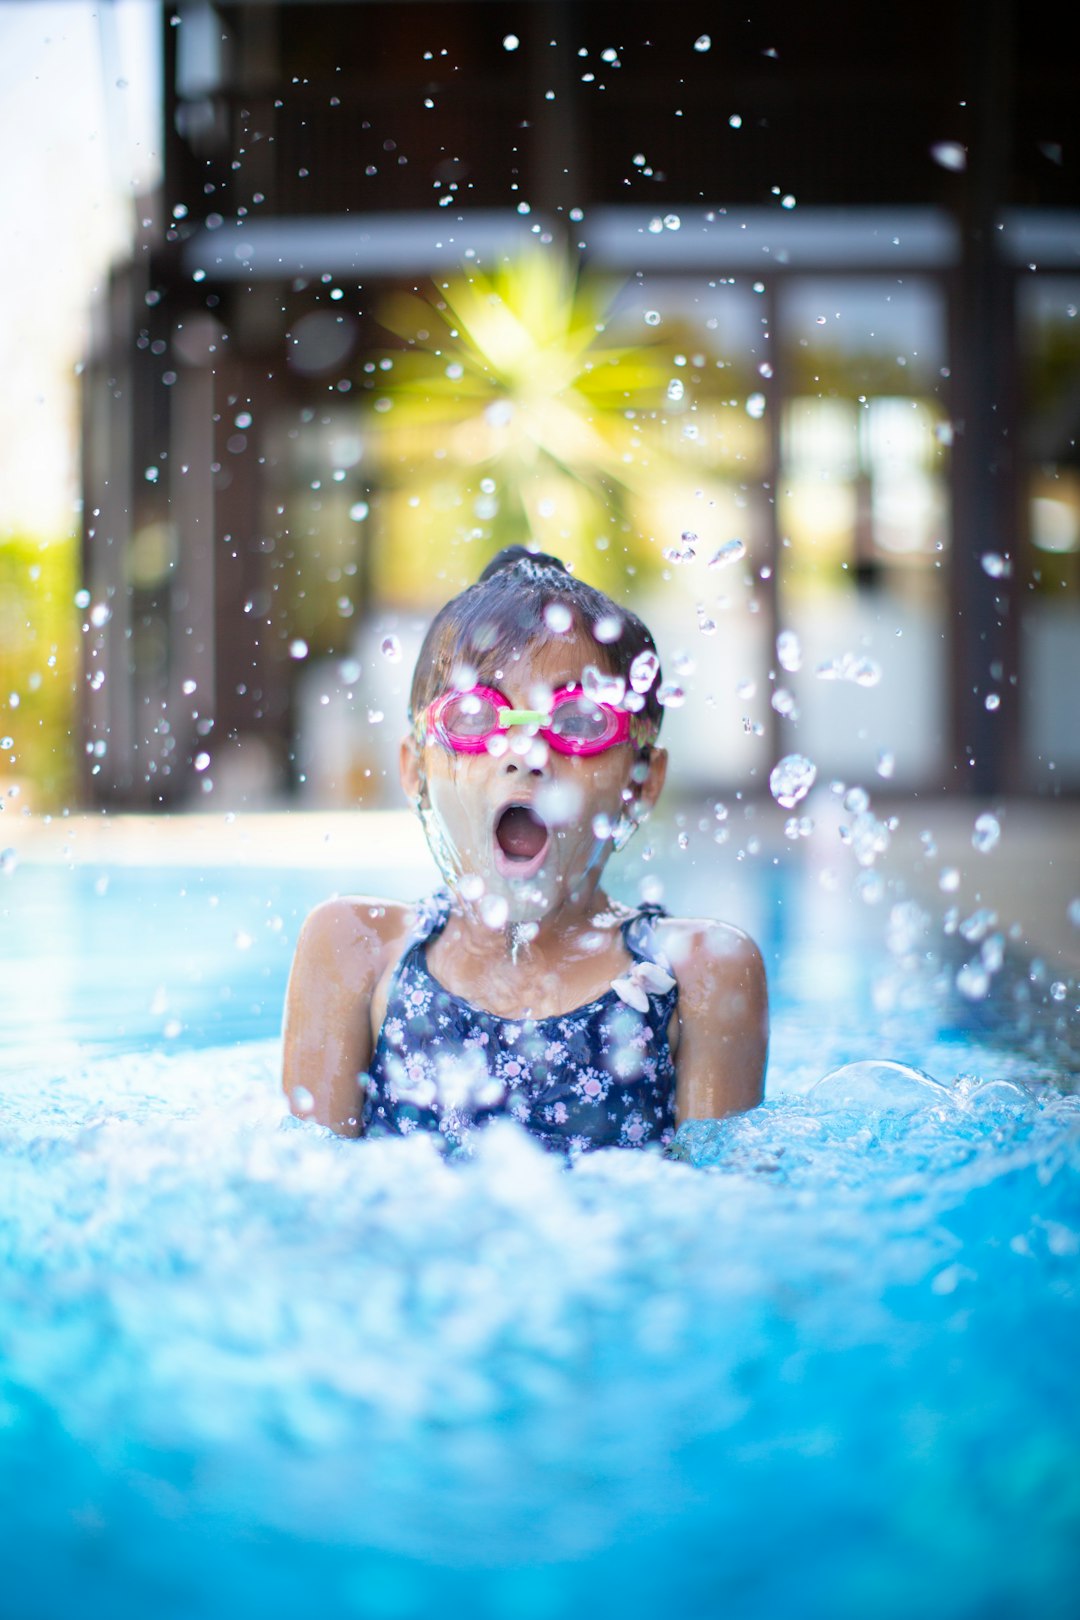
[[776, 629, 802, 672], [592, 812, 614, 839], [956, 961, 990, 1000], [0, 848, 17, 876], [657, 680, 685, 709], [784, 815, 814, 841], [855, 869, 885, 905], [459, 873, 485, 902], [292, 1085, 315, 1116], [876, 750, 895, 779], [536, 780, 583, 827], [850, 657, 882, 688], [972, 811, 1001, 854], [641, 875, 664, 905], [931, 141, 967, 172], [74, 588, 91, 609], [758, 361, 774, 379], [593, 614, 622, 644], [234, 929, 253, 951], [709, 538, 746, 569], [194, 752, 211, 772], [643, 310, 662, 327], [629, 650, 660, 693], [815, 652, 882, 688], [666, 378, 685, 403], [769, 753, 817, 808], [0, 736, 12, 751], [672, 650, 696, 677], [481, 893, 509, 929], [745, 393, 766, 419], [984, 692, 1000, 712], [289, 639, 309, 660], [89, 602, 111, 629], [380, 634, 402, 662], [583, 666, 626, 705], [1050, 980, 1068, 1003], [181, 679, 197, 696], [1067, 898, 1080, 929], [693, 34, 712, 52], [367, 709, 384, 725], [349, 501, 369, 522], [543, 602, 573, 633], [939, 866, 961, 893], [728, 114, 743, 129], [980, 552, 1011, 579], [663, 532, 696, 563], [339, 659, 361, 685], [771, 687, 798, 719], [502, 33, 519, 51]]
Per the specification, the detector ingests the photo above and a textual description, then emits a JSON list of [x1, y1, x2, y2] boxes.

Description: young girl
[[282, 547, 767, 1152]]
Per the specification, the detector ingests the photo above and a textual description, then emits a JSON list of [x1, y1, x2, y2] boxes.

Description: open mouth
[[494, 803, 550, 869]]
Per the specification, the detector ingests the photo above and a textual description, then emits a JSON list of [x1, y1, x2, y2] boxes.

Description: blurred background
[[1, 0, 1078, 817]]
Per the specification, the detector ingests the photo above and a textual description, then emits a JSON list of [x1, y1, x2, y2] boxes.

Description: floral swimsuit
[[362, 891, 678, 1154]]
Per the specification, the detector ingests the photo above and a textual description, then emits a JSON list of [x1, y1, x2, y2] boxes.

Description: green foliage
[[363, 248, 711, 601], [0, 533, 79, 808]]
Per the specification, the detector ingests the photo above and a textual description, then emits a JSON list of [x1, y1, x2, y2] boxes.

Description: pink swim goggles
[[425, 683, 633, 757]]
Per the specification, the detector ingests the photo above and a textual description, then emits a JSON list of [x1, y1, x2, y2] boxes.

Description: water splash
[[708, 538, 746, 569], [769, 753, 817, 809], [972, 812, 1001, 854]]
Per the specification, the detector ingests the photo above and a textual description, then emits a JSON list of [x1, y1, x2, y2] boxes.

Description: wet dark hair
[[409, 546, 663, 744]]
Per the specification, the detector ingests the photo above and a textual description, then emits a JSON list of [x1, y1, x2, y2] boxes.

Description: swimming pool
[[2, 826, 1078, 1619]]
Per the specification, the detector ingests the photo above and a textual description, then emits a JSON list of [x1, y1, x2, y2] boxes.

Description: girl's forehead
[[478, 629, 602, 691]]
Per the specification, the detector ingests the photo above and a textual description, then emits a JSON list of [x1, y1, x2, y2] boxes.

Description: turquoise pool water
[[2, 855, 1078, 1619]]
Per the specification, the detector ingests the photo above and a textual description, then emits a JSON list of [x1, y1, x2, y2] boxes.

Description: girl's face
[[400, 632, 667, 927]]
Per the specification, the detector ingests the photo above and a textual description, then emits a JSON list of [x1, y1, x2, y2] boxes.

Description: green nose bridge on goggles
[[498, 708, 550, 728]]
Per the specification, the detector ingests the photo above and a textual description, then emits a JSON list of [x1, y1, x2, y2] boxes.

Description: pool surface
[[2, 843, 1078, 1619]]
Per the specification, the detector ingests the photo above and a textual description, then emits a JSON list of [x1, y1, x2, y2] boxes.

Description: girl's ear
[[399, 734, 422, 806]]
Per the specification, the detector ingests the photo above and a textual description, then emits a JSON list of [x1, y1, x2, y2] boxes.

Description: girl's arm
[[281, 898, 397, 1137], [665, 920, 769, 1123]]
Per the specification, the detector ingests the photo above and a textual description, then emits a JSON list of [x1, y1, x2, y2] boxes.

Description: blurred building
[[81, 0, 1080, 808]]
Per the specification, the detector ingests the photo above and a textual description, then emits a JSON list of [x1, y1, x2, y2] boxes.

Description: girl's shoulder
[[649, 913, 766, 988], [294, 895, 424, 989]]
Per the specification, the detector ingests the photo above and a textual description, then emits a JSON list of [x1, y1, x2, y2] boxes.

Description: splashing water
[[544, 602, 574, 634], [708, 538, 746, 569], [972, 812, 1002, 854], [769, 753, 817, 808], [656, 680, 686, 709], [583, 665, 626, 706], [663, 530, 697, 564], [776, 629, 802, 673], [629, 649, 660, 694], [816, 652, 883, 688], [2, 856, 1079, 1619]]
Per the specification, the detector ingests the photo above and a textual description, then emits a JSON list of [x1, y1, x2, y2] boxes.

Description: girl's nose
[[503, 737, 550, 775]]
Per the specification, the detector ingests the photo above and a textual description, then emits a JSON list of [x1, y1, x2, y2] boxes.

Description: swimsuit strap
[[376, 890, 454, 1009], [621, 902, 673, 974]]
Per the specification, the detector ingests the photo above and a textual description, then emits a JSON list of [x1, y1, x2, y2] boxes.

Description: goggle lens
[[439, 691, 500, 740], [548, 694, 618, 746]]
